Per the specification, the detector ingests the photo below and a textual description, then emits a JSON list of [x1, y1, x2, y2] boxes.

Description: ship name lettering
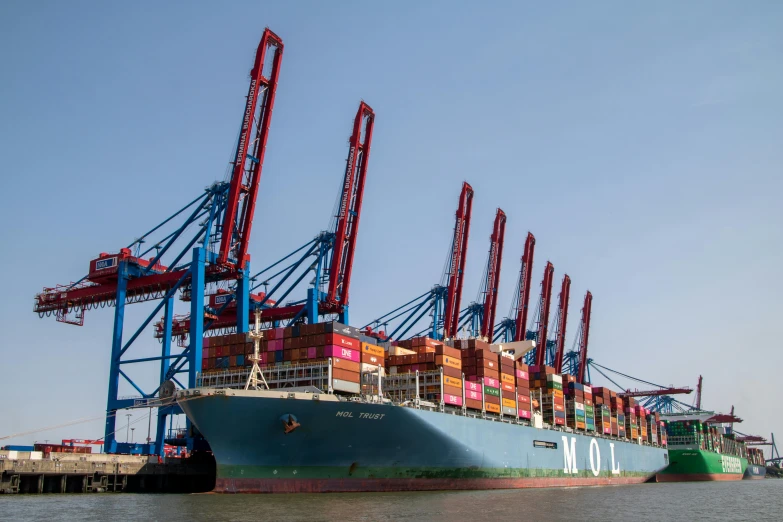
[[562, 436, 578, 474], [609, 443, 621, 475], [589, 438, 600, 477], [335, 411, 386, 420]]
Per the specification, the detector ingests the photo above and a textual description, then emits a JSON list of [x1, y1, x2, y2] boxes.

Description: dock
[[0, 450, 214, 494]]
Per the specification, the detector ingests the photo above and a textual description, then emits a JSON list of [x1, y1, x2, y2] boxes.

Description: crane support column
[[188, 248, 205, 388], [154, 294, 175, 456], [236, 264, 249, 334], [104, 262, 128, 452]]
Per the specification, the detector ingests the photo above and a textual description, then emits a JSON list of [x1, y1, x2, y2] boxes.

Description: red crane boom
[[324, 102, 375, 312], [219, 28, 284, 268], [513, 232, 536, 342], [576, 290, 592, 384], [480, 209, 506, 340], [533, 261, 555, 366], [443, 182, 474, 338], [552, 274, 571, 373]]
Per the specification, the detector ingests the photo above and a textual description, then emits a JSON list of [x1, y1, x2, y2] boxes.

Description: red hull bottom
[[656, 473, 743, 483], [214, 476, 651, 493]]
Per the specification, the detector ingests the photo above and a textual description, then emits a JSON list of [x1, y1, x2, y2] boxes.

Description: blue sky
[[1, 2, 781, 450]]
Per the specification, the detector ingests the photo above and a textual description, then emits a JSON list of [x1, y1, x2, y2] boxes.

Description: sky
[[1, 2, 781, 453]]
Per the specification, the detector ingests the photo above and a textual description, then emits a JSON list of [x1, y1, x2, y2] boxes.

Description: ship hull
[[179, 389, 668, 493], [743, 464, 766, 480], [657, 448, 747, 482]]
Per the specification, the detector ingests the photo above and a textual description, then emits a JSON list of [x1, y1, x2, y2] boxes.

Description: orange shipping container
[[443, 375, 462, 388], [443, 384, 463, 397], [485, 402, 501, 414], [330, 357, 361, 373], [502, 398, 516, 409], [500, 373, 515, 385], [332, 367, 360, 383], [436, 355, 462, 370], [361, 342, 385, 357]]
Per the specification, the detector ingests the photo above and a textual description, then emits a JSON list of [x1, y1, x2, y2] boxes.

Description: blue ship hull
[[178, 388, 669, 493], [744, 464, 766, 480]]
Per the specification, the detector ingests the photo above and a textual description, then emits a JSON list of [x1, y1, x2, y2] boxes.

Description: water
[[2, 481, 782, 521]]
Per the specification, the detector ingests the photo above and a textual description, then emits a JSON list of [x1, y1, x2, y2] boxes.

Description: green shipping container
[[484, 386, 500, 397]]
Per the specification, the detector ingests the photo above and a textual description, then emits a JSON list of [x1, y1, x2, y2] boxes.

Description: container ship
[[744, 448, 767, 480], [656, 413, 750, 482], [176, 322, 670, 493]]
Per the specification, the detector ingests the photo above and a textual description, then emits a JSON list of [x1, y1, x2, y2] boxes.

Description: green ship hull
[[657, 448, 747, 482]]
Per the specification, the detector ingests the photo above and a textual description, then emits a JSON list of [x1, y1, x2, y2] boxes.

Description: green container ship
[[657, 413, 748, 482]]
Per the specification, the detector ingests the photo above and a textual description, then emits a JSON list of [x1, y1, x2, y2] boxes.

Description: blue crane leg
[[188, 248, 205, 388], [104, 262, 128, 453], [236, 264, 249, 334], [306, 287, 318, 324], [154, 295, 174, 456]]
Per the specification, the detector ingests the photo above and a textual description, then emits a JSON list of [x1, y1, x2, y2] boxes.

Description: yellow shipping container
[[502, 398, 516, 409], [443, 375, 462, 388], [361, 342, 385, 357]]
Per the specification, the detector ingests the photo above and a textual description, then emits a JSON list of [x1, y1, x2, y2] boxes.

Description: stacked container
[[499, 354, 517, 416], [565, 378, 587, 430], [386, 337, 463, 407], [459, 340, 500, 414], [583, 385, 595, 432], [591, 387, 614, 435], [529, 366, 565, 426], [516, 362, 532, 420]]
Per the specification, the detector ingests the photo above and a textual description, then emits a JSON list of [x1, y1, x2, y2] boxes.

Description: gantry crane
[[459, 209, 507, 339], [33, 29, 284, 454], [562, 290, 592, 382], [531, 261, 555, 366], [155, 102, 375, 340], [364, 182, 474, 341], [493, 232, 535, 343], [551, 275, 571, 373]]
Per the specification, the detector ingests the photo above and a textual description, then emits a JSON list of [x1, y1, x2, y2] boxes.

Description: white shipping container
[[360, 363, 385, 376], [583, 385, 592, 394], [575, 402, 585, 411], [332, 378, 361, 394], [546, 374, 563, 384]]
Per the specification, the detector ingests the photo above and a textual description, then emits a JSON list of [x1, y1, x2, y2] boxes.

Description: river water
[[1, 480, 781, 521]]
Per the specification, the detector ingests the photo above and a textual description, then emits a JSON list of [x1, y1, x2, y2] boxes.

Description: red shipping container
[[554, 417, 566, 426], [361, 352, 384, 365], [442, 365, 462, 379], [501, 382, 514, 393], [484, 395, 500, 405], [307, 347, 317, 359], [465, 398, 483, 410], [325, 333, 360, 350], [518, 394, 530, 404]]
